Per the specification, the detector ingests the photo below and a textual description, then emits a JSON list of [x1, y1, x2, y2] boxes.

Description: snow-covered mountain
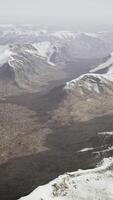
[[51, 66, 113, 124], [0, 25, 111, 58], [50, 30, 77, 39], [19, 157, 113, 200], [65, 73, 113, 95], [50, 31, 110, 59], [0, 25, 112, 93], [0, 44, 66, 91], [1, 27, 110, 92], [0, 24, 48, 44]]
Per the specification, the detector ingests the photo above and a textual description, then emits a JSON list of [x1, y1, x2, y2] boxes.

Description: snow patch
[[78, 147, 94, 152]]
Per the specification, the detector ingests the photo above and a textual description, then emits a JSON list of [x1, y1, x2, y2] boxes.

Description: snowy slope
[[65, 73, 113, 94], [19, 157, 113, 200], [0, 25, 110, 59], [90, 52, 113, 73], [51, 31, 76, 39], [82, 32, 98, 38], [32, 42, 56, 66], [51, 31, 98, 40], [0, 45, 15, 66]]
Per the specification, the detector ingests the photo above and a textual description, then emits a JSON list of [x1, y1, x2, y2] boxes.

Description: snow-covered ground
[[19, 157, 113, 200]]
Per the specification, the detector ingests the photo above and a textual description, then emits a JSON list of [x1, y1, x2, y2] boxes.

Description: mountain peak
[[65, 73, 113, 95]]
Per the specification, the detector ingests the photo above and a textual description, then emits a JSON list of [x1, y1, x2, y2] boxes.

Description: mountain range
[[0, 25, 113, 200]]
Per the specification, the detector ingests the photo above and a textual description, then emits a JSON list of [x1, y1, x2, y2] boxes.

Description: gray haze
[[0, 0, 113, 26]]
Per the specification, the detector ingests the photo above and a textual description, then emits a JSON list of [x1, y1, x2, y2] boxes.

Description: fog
[[0, 0, 113, 27]]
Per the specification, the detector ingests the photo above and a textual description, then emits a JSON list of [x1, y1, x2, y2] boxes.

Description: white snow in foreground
[[19, 157, 113, 200], [90, 52, 113, 73], [78, 147, 94, 152]]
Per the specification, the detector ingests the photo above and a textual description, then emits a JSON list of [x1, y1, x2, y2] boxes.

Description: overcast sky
[[0, 0, 113, 25]]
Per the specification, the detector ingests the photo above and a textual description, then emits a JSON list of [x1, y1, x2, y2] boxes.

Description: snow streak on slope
[[78, 147, 94, 152], [19, 157, 113, 200], [90, 52, 113, 73]]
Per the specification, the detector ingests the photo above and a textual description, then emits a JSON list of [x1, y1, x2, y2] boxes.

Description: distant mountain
[[0, 25, 110, 58], [0, 44, 66, 91], [0, 25, 112, 94]]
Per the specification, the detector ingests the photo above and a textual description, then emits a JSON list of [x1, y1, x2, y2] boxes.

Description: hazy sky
[[0, 0, 113, 25]]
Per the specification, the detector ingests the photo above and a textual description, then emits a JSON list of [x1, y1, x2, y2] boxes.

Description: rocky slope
[[52, 71, 113, 124]]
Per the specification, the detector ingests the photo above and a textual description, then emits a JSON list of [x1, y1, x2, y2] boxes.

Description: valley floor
[[0, 91, 113, 199]]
